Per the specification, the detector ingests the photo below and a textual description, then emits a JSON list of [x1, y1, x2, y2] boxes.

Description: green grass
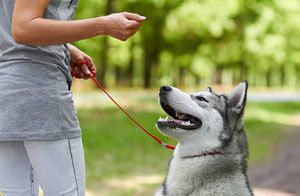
[[76, 98, 300, 194], [2, 101, 296, 196], [79, 107, 175, 187], [245, 102, 300, 163]]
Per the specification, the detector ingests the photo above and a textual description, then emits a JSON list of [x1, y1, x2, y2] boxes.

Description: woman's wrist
[[94, 16, 109, 36]]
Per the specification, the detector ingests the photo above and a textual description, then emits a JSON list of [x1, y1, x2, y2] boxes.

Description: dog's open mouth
[[157, 101, 202, 130]]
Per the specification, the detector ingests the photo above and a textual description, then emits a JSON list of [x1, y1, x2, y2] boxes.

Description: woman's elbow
[[12, 26, 28, 44], [12, 25, 31, 44]]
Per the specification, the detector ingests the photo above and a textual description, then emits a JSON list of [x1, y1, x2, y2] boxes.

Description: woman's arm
[[12, 0, 146, 46]]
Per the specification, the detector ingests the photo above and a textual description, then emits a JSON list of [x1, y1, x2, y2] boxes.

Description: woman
[[0, 0, 145, 195]]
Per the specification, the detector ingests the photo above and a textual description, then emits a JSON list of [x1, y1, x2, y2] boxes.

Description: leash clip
[[161, 142, 167, 148]]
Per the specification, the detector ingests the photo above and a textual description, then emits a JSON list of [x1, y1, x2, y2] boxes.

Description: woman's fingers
[[72, 61, 90, 79], [126, 20, 141, 30], [123, 12, 146, 22], [73, 67, 81, 76], [80, 72, 89, 80], [79, 63, 91, 75], [82, 57, 96, 77], [85, 57, 96, 72]]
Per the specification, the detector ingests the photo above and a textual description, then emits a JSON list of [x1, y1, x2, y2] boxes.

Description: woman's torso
[[0, 0, 81, 141]]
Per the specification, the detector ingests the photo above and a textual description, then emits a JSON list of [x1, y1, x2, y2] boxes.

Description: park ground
[[0, 89, 299, 196], [74, 88, 300, 196]]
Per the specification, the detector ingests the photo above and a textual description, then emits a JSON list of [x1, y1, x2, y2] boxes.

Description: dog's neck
[[174, 138, 223, 160], [182, 151, 221, 159]]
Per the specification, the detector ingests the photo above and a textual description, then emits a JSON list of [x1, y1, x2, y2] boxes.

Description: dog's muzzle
[[157, 85, 202, 130]]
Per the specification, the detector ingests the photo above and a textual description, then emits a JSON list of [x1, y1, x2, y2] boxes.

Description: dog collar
[[183, 152, 221, 159]]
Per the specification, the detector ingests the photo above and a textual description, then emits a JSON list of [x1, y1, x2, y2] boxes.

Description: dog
[[155, 81, 253, 196]]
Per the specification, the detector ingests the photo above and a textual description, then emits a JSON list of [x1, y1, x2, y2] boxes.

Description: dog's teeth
[[159, 117, 163, 121], [179, 115, 185, 120], [165, 116, 168, 120], [181, 121, 188, 126], [180, 121, 194, 126]]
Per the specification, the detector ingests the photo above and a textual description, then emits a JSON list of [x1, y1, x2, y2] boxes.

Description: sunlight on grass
[[246, 104, 300, 126], [86, 175, 163, 196]]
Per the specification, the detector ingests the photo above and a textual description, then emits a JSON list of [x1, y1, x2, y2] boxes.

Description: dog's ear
[[206, 87, 212, 92], [227, 81, 248, 114]]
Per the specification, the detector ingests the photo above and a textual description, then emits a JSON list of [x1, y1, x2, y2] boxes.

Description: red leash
[[72, 61, 175, 150]]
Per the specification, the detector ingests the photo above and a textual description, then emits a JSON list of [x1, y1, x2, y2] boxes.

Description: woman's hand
[[103, 12, 146, 41], [68, 44, 96, 80]]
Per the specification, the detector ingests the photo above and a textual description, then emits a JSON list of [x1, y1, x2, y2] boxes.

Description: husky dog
[[155, 81, 253, 196]]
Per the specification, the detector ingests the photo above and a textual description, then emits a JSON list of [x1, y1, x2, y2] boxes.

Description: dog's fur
[[155, 81, 253, 196]]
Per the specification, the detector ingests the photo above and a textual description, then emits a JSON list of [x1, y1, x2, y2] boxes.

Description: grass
[[75, 93, 300, 195], [1, 98, 298, 196], [245, 102, 300, 163], [78, 107, 175, 186]]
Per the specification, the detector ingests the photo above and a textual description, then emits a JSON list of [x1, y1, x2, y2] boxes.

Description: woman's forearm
[[12, 0, 146, 46], [13, 17, 107, 46]]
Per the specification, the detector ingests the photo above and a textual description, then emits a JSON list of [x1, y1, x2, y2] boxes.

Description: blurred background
[[72, 0, 300, 195]]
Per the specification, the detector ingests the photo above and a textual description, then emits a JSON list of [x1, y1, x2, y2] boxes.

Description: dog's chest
[[164, 157, 251, 196], [165, 157, 209, 195]]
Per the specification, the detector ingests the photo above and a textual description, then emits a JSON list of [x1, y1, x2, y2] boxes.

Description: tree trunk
[[252, 68, 257, 87], [98, 0, 114, 88], [296, 66, 300, 86], [194, 74, 200, 87], [239, 61, 248, 81], [280, 66, 285, 87], [143, 43, 152, 89], [266, 67, 272, 87], [115, 66, 122, 86], [99, 37, 108, 88], [178, 67, 185, 87], [127, 42, 135, 87], [144, 57, 152, 88], [215, 67, 223, 85]]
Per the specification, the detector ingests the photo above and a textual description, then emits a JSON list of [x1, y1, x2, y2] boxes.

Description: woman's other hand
[[68, 44, 96, 80]]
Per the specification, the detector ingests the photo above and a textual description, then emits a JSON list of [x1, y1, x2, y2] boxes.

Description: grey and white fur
[[155, 81, 253, 196]]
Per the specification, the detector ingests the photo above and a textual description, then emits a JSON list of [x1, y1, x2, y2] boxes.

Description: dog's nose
[[160, 85, 172, 93]]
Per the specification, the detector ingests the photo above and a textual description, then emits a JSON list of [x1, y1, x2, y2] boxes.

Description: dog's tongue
[[168, 119, 184, 124]]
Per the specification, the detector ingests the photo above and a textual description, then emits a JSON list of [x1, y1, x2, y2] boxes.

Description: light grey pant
[[0, 137, 85, 196]]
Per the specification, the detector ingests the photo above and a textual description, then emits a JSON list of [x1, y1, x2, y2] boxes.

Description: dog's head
[[156, 81, 248, 154]]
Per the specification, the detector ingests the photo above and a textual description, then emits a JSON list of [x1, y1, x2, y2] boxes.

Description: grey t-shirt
[[0, 0, 81, 141]]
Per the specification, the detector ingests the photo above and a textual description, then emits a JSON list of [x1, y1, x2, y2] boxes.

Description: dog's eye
[[196, 96, 208, 103]]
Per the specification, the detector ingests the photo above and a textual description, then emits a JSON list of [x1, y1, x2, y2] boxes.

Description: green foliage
[[73, 0, 300, 88]]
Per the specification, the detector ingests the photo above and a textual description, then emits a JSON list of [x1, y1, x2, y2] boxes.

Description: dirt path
[[249, 115, 300, 196]]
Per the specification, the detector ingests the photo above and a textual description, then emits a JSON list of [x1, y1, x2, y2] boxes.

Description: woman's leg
[[24, 137, 86, 196], [0, 141, 39, 196]]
